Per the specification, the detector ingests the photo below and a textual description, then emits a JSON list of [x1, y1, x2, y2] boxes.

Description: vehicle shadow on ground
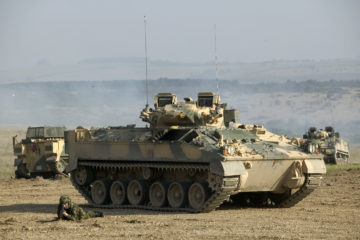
[[0, 203, 179, 216], [218, 202, 262, 210], [93, 204, 256, 216], [0, 202, 259, 216]]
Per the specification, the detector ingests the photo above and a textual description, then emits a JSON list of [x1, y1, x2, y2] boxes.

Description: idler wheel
[[188, 182, 209, 210], [91, 180, 110, 205], [110, 181, 128, 205], [73, 167, 93, 186], [167, 182, 188, 208], [127, 180, 148, 205], [149, 182, 167, 207]]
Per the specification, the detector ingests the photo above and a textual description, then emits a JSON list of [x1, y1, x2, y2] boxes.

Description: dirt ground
[[1, 129, 360, 239]]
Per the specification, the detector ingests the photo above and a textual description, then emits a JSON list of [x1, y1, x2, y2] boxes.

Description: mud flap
[[210, 161, 248, 190], [302, 159, 327, 174], [65, 156, 78, 173], [64, 130, 78, 173]]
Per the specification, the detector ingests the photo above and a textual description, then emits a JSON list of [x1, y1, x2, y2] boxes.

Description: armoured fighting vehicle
[[65, 92, 326, 212], [303, 126, 349, 164], [13, 126, 68, 178]]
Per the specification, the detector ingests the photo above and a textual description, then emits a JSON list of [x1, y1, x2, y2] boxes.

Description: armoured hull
[[65, 126, 325, 212]]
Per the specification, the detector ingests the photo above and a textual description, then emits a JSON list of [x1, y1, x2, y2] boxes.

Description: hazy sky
[[1, 0, 359, 70]]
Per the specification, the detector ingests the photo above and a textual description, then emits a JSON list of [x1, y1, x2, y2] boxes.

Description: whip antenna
[[144, 16, 149, 107], [214, 24, 219, 94]]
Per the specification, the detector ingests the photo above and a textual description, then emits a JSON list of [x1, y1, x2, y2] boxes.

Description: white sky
[[0, 0, 359, 69]]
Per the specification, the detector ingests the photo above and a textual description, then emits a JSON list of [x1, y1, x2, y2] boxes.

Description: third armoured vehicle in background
[[65, 92, 326, 212], [13, 126, 69, 178], [303, 126, 349, 164]]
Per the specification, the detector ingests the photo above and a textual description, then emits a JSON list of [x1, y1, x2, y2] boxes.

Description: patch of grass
[[0, 128, 25, 179], [326, 163, 360, 175], [349, 147, 360, 163]]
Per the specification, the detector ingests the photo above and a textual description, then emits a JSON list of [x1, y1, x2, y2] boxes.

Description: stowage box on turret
[[65, 92, 326, 212], [303, 126, 349, 164], [13, 126, 69, 178]]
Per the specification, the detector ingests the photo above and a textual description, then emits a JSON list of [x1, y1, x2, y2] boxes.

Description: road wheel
[[110, 181, 128, 205], [91, 180, 110, 205], [167, 182, 188, 208], [149, 182, 167, 207], [127, 180, 148, 205], [188, 182, 209, 210]]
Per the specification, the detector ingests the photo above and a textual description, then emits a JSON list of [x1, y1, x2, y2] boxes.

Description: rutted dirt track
[[0, 169, 360, 240]]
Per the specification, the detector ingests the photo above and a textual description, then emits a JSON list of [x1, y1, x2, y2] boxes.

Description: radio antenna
[[144, 16, 149, 107], [214, 24, 219, 94]]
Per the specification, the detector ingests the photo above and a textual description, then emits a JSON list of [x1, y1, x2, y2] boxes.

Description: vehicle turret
[[140, 92, 226, 128]]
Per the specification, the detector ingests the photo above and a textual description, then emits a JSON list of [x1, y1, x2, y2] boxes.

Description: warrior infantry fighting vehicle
[[303, 126, 349, 164], [65, 92, 326, 212], [13, 126, 68, 178]]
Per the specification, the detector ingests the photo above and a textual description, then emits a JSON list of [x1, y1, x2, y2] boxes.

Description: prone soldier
[[57, 195, 103, 221]]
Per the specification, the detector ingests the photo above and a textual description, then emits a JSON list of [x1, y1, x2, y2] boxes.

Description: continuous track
[[276, 174, 322, 208], [70, 161, 239, 213]]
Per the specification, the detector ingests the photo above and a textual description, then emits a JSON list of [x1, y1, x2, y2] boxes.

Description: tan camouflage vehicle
[[13, 126, 68, 178], [303, 126, 349, 164], [65, 92, 325, 212]]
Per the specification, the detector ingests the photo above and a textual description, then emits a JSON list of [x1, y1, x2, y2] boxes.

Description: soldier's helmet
[[59, 195, 71, 205]]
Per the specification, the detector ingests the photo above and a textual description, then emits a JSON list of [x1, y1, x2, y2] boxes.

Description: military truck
[[65, 92, 325, 212], [13, 126, 69, 178], [303, 126, 349, 164]]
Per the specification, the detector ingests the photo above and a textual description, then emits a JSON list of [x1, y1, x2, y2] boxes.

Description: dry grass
[[349, 146, 360, 163], [0, 129, 25, 179], [326, 163, 360, 176]]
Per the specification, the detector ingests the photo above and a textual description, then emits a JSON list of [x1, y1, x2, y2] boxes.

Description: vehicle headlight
[[227, 146, 235, 155], [307, 144, 315, 153], [224, 145, 235, 156]]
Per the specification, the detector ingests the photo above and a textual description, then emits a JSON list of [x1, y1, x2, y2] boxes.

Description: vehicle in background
[[13, 126, 68, 178], [303, 126, 349, 164]]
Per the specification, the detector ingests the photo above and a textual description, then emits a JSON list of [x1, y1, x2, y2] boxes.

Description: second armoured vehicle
[[303, 126, 350, 164], [13, 126, 69, 178], [65, 92, 326, 212]]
